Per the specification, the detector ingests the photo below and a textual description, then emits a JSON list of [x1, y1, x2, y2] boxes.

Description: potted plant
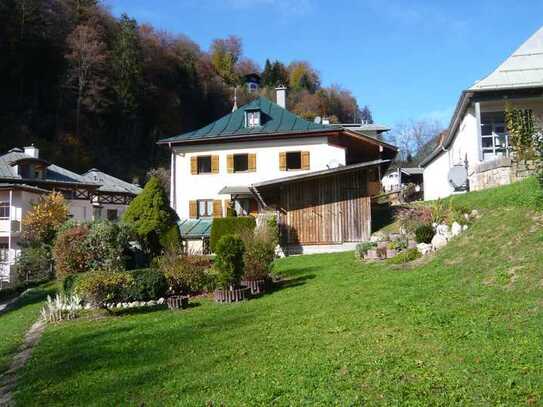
[[157, 251, 210, 310], [241, 222, 276, 294], [214, 235, 250, 303]]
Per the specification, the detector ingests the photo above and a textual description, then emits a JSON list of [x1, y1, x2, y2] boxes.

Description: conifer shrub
[[214, 235, 245, 290], [210, 216, 256, 252], [122, 176, 179, 257]]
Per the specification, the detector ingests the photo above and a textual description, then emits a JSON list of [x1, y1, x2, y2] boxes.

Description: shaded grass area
[[14, 179, 543, 405], [0, 282, 57, 373]]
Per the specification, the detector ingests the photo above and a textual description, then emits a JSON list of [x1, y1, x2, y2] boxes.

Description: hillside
[[8, 178, 543, 405]]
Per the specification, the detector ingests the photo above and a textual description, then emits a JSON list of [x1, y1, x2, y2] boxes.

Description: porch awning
[[218, 186, 252, 195]]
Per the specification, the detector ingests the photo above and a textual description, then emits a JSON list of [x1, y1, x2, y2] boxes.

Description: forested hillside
[[0, 0, 372, 181]]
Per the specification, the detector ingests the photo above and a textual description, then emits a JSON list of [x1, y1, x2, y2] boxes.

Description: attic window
[[246, 110, 261, 128]]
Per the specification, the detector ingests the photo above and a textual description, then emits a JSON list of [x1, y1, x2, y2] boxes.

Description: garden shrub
[[85, 221, 131, 273], [214, 234, 245, 289], [122, 176, 179, 257], [159, 224, 182, 251], [15, 246, 52, 283], [75, 270, 133, 306], [387, 248, 422, 264], [62, 274, 82, 295], [430, 199, 450, 224], [355, 241, 376, 260], [242, 225, 276, 281], [157, 251, 211, 295], [388, 238, 408, 251], [415, 224, 434, 244], [127, 268, 168, 301], [396, 206, 432, 233], [210, 216, 256, 252], [53, 225, 90, 276]]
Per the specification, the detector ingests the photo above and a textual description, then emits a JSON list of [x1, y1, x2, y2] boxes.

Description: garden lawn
[[14, 179, 543, 406], [0, 283, 57, 373]]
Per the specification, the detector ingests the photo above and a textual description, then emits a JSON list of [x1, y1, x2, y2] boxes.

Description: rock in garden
[[431, 233, 448, 250], [463, 224, 469, 231], [116, 303, 122, 309], [436, 224, 450, 238], [417, 243, 433, 255], [451, 222, 462, 237], [370, 232, 386, 242], [470, 209, 480, 218], [148, 300, 157, 306], [157, 298, 165, 305]]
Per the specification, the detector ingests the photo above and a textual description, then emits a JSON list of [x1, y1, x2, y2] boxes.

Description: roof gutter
[[420, 90, 473, 167]]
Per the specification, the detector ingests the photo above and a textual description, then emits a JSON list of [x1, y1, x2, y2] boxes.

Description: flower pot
[[241, 279, 271, 295], [166, 295, 189, 310], [365, 249, 381, 260], [386, 249, 398, 258], [214, 287, 251, 303]]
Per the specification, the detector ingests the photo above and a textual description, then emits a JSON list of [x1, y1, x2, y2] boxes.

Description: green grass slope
[[0, 283, 57, 373], [14, 179, 543, 406]]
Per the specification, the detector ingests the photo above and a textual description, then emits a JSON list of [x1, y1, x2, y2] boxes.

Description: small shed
[[252, 159, 391, 254]]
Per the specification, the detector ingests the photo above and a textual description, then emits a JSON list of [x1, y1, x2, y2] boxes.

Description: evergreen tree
[[261, 59, 272, 86], [122, 176, 179, 257], [111, 13, 142, 115]]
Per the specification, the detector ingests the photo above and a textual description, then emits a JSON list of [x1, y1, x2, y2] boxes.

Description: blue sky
[[107, 0, 543, 128]]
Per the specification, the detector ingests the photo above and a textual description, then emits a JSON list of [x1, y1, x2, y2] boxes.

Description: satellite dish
[[314, 116, 322, 124], [448, 165, 468, 191], [327, 159, 342, 169]]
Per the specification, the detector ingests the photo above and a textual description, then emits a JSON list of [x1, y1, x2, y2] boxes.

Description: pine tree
[[122, 176, 179, 256], [111, 13, 142, 115]]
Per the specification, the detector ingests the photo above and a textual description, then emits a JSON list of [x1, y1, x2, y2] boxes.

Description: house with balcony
[[421, 26, 543, 200], [159, 88, 397, 254], [0, 146, 142, 285]]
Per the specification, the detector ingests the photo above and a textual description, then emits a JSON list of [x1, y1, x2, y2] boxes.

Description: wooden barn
[[252, 159, 391, 254]]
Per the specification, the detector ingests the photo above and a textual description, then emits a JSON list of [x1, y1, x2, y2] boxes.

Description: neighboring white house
[[382, 167, 424, 193], [0, 147, 142, 285], [159, 88, 397, 253], [421, 26, 543, 200]]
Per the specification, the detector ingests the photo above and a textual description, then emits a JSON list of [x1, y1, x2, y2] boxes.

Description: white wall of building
[[172, 136, 346, 219], [423, 98, 543, 200]]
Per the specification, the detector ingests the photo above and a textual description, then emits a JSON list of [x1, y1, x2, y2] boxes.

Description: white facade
[[382, 171, 400, 192], [171, 136, 346, 219], [423, 98, 543, 200], [0, 189, 44, 283]]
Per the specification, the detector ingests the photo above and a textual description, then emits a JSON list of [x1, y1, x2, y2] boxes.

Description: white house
[[0, 147, 142, 285], [421, 26, 543, 200], [159, 88, 397, 254]]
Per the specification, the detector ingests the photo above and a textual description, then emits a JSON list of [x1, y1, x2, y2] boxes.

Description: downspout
[[169, 143, 176, 212], [8, 189, 12, 268]]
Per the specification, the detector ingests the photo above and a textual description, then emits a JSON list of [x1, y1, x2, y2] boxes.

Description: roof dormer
[[245, 108, 261, 128]]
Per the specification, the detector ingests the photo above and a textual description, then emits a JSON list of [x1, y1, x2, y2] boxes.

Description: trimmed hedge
[[210, 217, 256, 253], [127, 268, 168, 301]]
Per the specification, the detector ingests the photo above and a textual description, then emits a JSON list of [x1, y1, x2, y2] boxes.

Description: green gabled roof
[[159, 97, 333, 144]]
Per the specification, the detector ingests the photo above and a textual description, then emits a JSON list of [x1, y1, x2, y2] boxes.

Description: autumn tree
[[22, 192, 70, 245], [210, 35, 242, 86], [261, 59, 288, 87], [288, 61, 320, 93], [65, 23, 108, 136]]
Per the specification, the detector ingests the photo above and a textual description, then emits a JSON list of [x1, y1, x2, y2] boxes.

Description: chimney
[[275, 85, 287, 109], [24, 145, 39, 158]]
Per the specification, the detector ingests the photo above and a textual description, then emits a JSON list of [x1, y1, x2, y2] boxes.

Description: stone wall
[[468, 157, 541, 192]]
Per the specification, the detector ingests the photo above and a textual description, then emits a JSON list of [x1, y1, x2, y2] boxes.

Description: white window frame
[[0, 202, 9, 219], [0, 244, 8, 262], [480, 112, 510, 161], [197, 199, 213, 218], [246, 110, 261, 128]]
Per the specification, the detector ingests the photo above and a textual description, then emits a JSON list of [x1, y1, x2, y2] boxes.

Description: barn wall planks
[[277, 169, 371, 245]]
